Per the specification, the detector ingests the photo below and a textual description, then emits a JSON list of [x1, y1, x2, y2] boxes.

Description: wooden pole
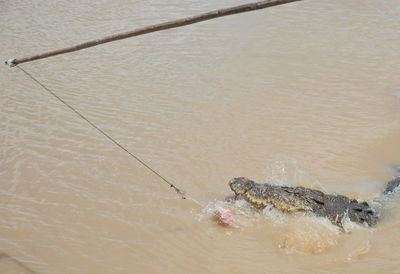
[[5, 0, 301, 67]]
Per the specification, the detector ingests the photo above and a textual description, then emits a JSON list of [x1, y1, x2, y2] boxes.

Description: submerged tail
[[383, 176, 400, 195]]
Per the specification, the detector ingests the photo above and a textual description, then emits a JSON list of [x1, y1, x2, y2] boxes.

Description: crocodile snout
[[229, 177, 254, 195]]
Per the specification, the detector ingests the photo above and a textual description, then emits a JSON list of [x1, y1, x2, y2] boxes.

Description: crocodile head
[[229, 177, 254, 196]]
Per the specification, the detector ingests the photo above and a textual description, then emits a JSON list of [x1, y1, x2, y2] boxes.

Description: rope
[[3, 0, 302, 223], [16, 65, 189, 200], [16, 65, 238, 227]]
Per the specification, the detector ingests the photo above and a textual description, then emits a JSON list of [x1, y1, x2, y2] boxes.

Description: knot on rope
[[170, 184, 186, 199], [5, 59, 16, 68]]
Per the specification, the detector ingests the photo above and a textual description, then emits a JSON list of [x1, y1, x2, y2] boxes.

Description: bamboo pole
[[5, 0, 301, 67]]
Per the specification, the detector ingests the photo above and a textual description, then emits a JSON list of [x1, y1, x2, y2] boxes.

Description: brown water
[[1, 0, 400, 272]]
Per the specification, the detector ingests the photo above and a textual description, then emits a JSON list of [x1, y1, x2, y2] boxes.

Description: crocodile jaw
[[244, 192, 309, 212]]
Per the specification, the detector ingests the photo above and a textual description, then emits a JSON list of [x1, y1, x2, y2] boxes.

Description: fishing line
[[6, 0, 303, 222], [16, 65, 238, 226], [16, 65, 195, 202]]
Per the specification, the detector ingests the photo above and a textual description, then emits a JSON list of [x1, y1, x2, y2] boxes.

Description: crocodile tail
[[383, 176, 400, 195]]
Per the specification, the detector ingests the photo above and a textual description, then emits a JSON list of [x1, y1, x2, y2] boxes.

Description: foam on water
[[263, 155, 328, 193], [278, 216, 340, 254], [201, 196, 347, 254], [202, 195, 376, 256], [199, 156, 378, 255]]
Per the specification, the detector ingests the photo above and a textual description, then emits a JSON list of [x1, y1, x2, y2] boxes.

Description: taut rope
[[16, 65, 189, 201], [6, 0, 305, 222]]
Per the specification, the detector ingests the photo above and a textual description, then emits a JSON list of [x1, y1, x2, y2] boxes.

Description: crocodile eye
[[366, 209, 374, 215]]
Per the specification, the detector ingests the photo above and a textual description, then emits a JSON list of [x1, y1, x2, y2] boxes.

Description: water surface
[[1, 0, 400, 272]]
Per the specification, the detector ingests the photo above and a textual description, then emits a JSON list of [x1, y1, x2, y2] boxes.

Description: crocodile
[[229, 176, 400, 227]]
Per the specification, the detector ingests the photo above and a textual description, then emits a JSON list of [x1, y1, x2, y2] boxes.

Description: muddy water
[[1, 0, 400, 272]]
